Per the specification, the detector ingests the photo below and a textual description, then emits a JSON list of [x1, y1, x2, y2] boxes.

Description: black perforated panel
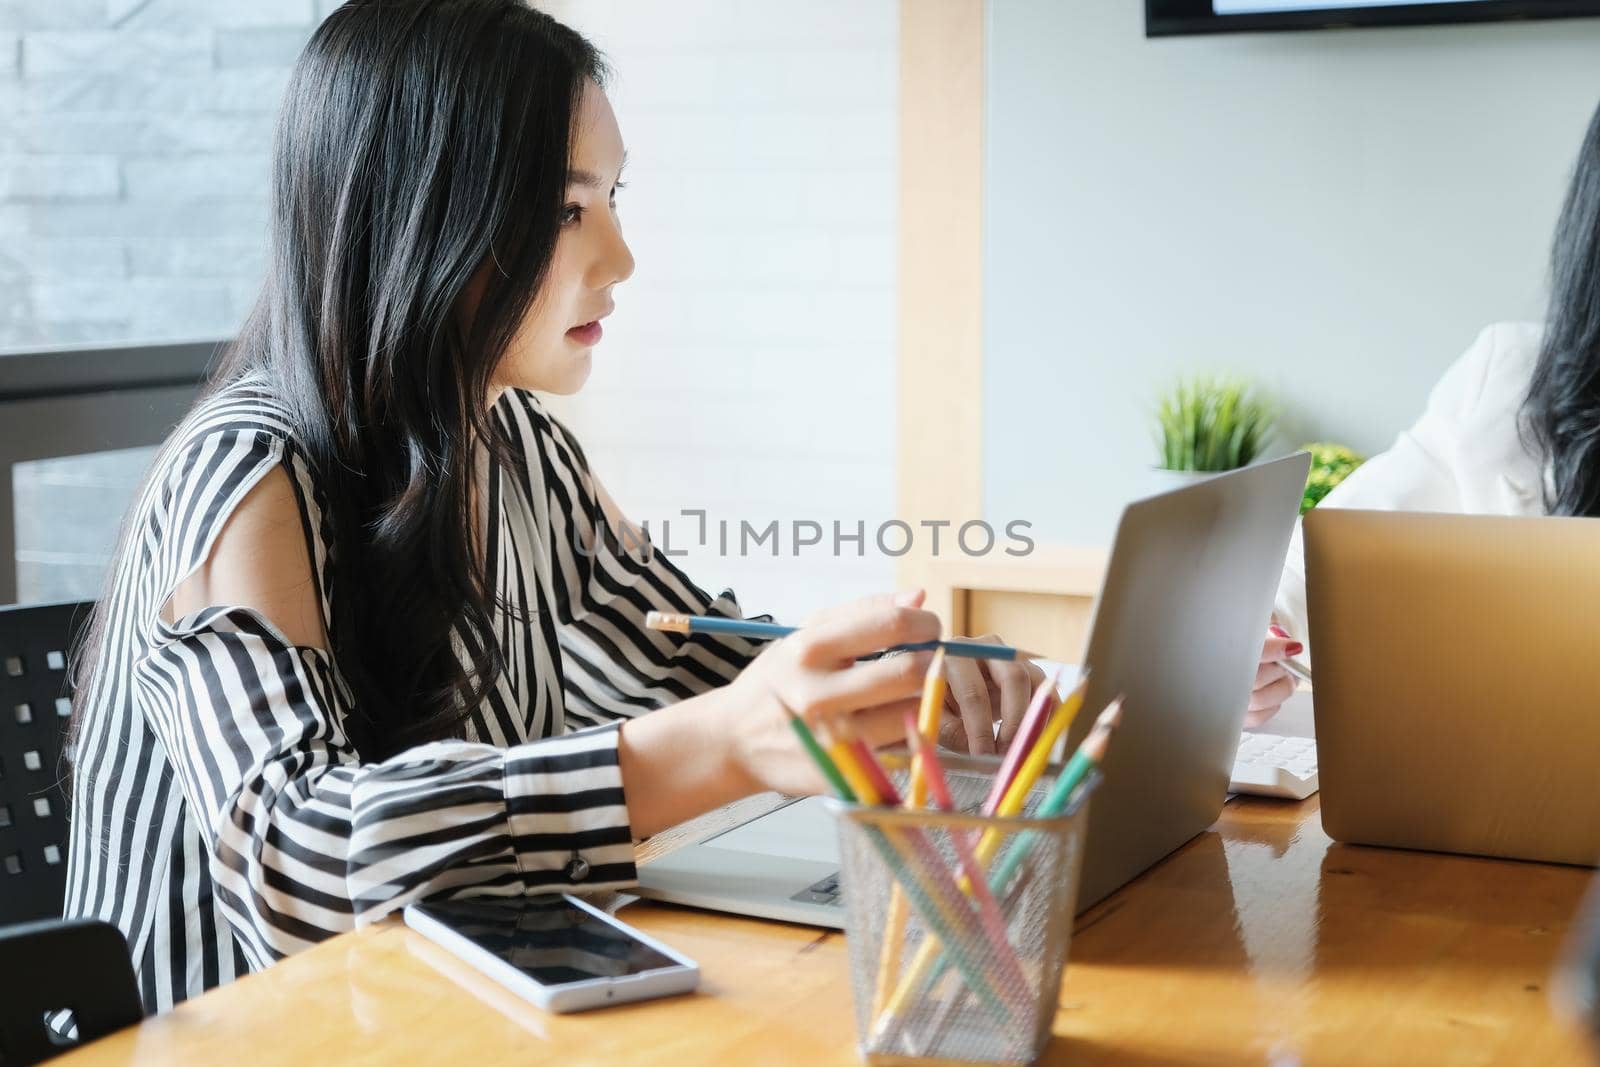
[[0, 601, 92, 926]]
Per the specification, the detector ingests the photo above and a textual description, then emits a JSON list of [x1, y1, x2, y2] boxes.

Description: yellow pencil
[[965, 672, 1091, 876], [827, 735, 881, 806], [873, 650, 946, 1017], [829, 717, 1022, 1024], [873, 675, 1092, 1036]]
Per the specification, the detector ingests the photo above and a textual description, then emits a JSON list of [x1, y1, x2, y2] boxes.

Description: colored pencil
[[784, 708, 856, 802], [848, 736, 903, 807], [908, 648, 947, 807], [873, 650, 946, 1017], [833, 718, 1036, 1020], [905, 712, 956, 813], [918, 861, 1049, 1058], [873, 688, 1100, 1037], [903, 711, 1022, 986], [826, 735, 881, 806], [907, 701, 1125, 1011], [988, 699, 1123, 895], [826, 731, 1021, 1023], [982, 675, 1089, 821], [646, 611, 1043, 662], [1047, 701, 1121, 810], [784, 698, 1017, 1021], [1062, 768, 1104, 817], [983, 664, 1068, 813], [864, 827, 1017, 1024]]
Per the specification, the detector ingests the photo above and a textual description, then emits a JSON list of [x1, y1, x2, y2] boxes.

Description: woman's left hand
[[935, 633, 1047, 755]]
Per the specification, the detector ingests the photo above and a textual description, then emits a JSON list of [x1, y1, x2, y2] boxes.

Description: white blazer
[[1273, 321, 1548, 647]]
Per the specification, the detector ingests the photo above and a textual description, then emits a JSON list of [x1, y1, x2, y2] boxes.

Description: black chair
[[0, 601, 92, 926], [0, 918, 143, 1064]]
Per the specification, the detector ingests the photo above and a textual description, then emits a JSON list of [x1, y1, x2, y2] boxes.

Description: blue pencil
[[646, 612, 1043, 662]]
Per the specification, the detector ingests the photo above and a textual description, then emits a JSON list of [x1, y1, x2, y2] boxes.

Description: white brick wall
[[1, 2, 307, 348], [0, 154, 120, 199], [213, 0, 316, 28], [2, 0, 901, 619], [540, 0, 899, 622], [21, 30, 213, 75]]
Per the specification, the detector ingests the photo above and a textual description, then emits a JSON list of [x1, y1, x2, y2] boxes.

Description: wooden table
[[58, 795, 1599, 1066]]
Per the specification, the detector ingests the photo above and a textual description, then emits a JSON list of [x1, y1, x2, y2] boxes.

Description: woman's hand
[[936, 634, 1047, 755], [1248, 623, 1303, 728], [719, 589, 942, 797]]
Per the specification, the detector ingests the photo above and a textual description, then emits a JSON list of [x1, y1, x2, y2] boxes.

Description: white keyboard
[[1229, 733, 1318, 800]]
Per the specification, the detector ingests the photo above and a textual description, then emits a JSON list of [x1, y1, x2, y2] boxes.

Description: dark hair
[[75, 0, 608, 760], [1523, 99, 1600, 519]]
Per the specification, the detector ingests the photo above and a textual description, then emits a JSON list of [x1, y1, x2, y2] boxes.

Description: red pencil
[[848, 736, 903, 807], [982, 665, 1072, 813], [903, 710, 957, 812], [900, 710, 1016, 971]]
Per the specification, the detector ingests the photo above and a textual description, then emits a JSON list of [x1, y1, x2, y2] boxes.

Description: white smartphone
[[403, 894, 699, 1013]]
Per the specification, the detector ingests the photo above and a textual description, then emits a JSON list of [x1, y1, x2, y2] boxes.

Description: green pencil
[[790, 710, 1019, 1026], [785, 709, 857, 802], [911, 697, 1126, 999]]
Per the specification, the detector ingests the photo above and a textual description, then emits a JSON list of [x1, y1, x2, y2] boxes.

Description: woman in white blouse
[[1250, 96, 1600, 723]]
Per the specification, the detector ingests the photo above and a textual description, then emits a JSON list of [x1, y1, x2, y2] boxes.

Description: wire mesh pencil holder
[[828, 765, 1088, 1066]]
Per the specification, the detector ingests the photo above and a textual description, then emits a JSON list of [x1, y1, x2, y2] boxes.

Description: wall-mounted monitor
[[1147, 0, 1600, 36]]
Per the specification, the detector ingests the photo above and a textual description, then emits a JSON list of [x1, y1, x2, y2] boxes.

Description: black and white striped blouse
[[62, 375, 763, 1013]]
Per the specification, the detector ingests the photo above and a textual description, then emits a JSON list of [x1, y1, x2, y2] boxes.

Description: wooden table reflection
[[57, 796, 1598, 1066]]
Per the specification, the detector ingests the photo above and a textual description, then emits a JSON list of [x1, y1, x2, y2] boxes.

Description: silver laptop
[[634, 453, 1311, 926]]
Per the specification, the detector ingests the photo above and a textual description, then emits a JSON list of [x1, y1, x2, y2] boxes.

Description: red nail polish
[[1285, 642, 1304, 656], [1269, 623, 1288, 638]]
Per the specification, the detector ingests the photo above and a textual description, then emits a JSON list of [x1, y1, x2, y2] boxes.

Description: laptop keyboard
[[784, 801, 1013, 909], [1230, 732, 1319, 800], [790, 872, 844, 907]]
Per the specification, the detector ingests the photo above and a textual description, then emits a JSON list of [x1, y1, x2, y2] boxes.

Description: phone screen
[[412, 897, 680, 987]]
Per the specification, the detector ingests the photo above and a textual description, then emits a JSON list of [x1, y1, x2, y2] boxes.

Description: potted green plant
[[1151, 375, 1277, 492], [1297, 442, 1365, 514]]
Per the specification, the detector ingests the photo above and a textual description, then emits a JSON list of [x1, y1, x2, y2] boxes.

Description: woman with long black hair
[[1249, 99, 1600, 724], [64, 1, 1037, 1012]]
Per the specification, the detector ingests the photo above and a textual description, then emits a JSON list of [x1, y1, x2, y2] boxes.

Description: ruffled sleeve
[[496, 391, 769, 728]]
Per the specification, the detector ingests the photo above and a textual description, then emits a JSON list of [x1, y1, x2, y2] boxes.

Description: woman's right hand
[[1247, 624, 1304, 729], [721, 589, 940, 797]]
